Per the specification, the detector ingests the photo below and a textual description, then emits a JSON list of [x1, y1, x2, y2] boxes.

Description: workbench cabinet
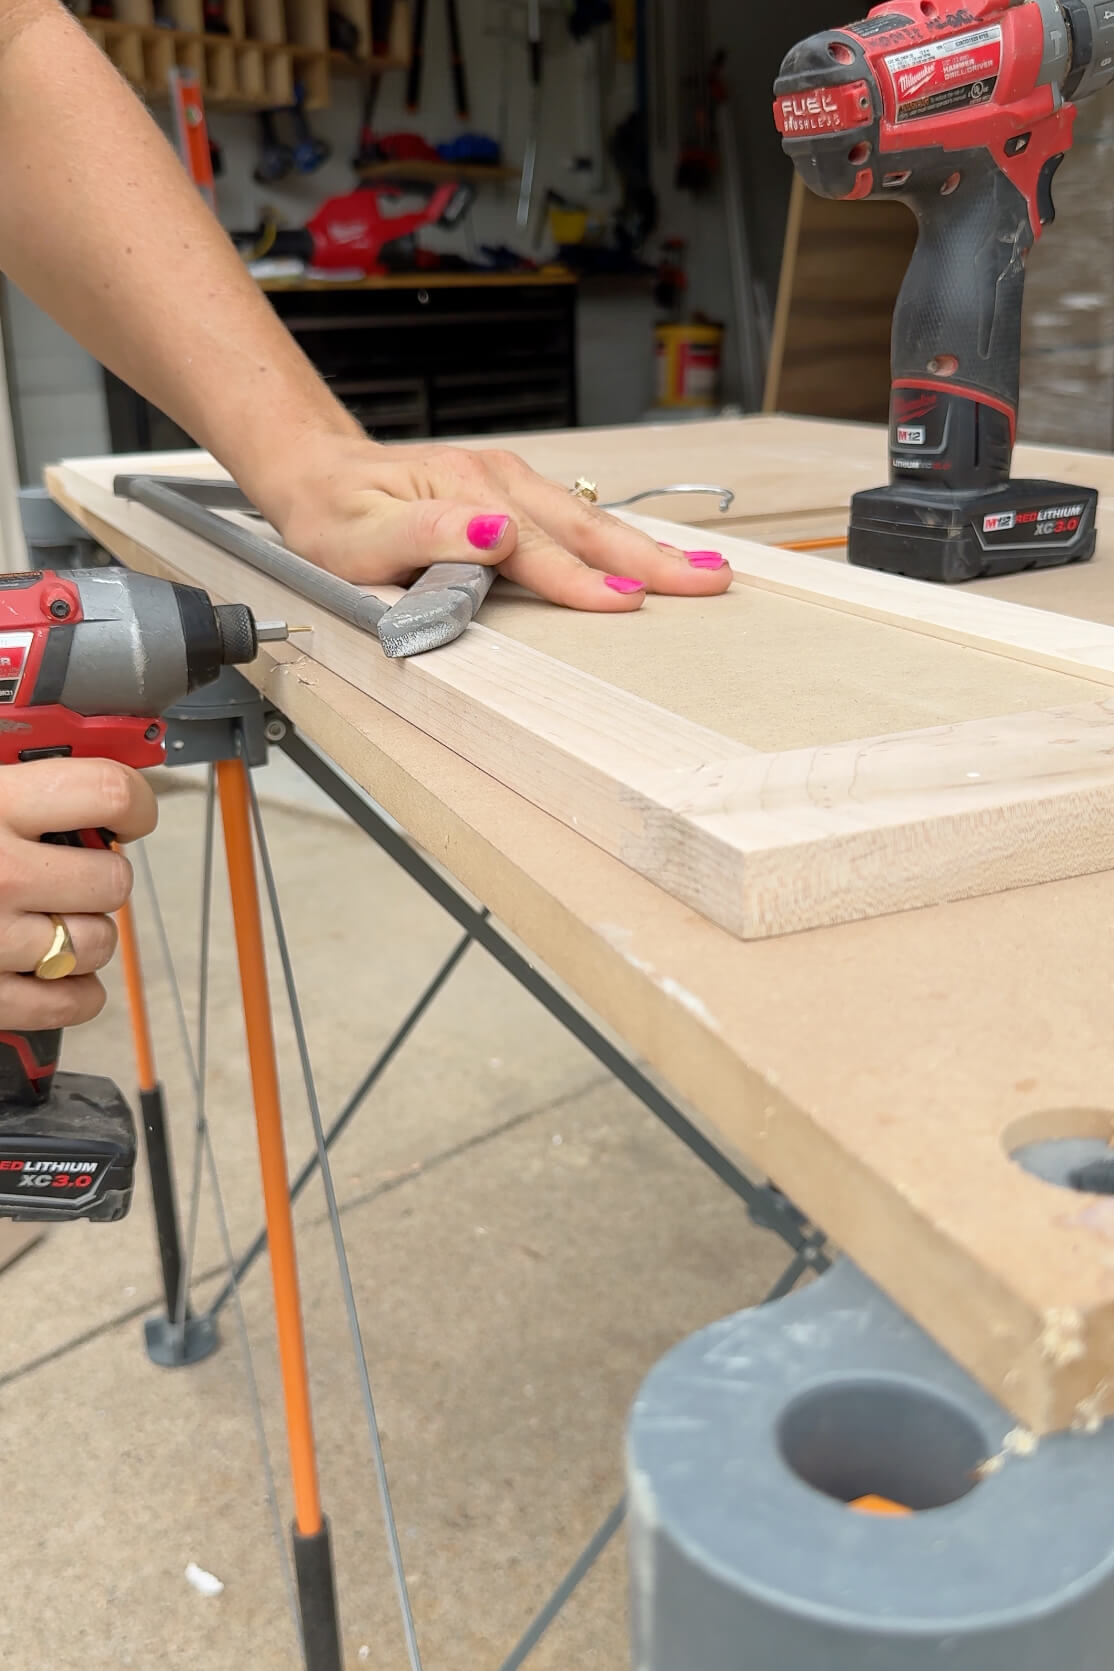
[[104, 276, 579, 450]]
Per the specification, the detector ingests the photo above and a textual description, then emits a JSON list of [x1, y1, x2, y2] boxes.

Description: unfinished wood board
[[763, 176, 917, 425], [45, 454, 1114, 947], [483, 587, 1105, 750], [44, 490, 1114, 1437]]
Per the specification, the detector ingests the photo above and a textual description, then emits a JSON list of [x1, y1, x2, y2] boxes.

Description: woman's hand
[[258, 433, 734, 613], [0, 759, 158, 1030]]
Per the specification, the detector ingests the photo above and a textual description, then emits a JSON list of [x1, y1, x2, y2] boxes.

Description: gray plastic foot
[[143, 1313, 220, 1367], [627, 1260, 1114, 1670]]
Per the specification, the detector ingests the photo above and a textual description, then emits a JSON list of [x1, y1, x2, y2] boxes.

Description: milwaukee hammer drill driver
[[0, 566, 290, 1223], [774, 0, 1114, 582]]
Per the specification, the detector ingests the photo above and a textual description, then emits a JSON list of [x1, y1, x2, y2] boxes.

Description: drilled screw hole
[[941, 171, 961, 195], [848, 141, 872, 165], [828, 39, 854, 64]]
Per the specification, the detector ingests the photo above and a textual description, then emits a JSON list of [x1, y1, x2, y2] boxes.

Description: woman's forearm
[[0, 0, 735, 610], [0, 0, 361, 508]]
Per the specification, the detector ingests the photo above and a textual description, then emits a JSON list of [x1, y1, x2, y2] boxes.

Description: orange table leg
[[216, 758, 343, 1667], [215, 756, 323, 1539]]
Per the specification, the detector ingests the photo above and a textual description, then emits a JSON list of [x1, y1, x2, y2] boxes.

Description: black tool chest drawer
[[267, 279, 579, 440], [103, 277, 579, 452]]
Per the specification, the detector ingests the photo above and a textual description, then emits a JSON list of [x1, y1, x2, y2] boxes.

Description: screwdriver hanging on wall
[[444, 0, 469, 118]]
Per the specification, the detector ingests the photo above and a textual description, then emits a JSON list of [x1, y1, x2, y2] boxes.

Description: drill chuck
[[212, 601, 261, 668]]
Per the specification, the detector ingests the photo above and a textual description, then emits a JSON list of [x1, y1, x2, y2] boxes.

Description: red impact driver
[[0, 567, 290, 1222], [774, 0, 1114, 582]]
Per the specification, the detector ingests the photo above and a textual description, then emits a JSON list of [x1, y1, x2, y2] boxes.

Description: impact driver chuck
[[0, 567, 292, 1223], [774, 0, 1114, 582]]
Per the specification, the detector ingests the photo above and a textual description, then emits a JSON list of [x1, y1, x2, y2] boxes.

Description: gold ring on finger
[[570, 477, 598, 503], [34, 915, 77, 981]]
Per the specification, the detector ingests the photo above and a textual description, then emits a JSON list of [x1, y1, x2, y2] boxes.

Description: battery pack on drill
[[849, 478, 1098, 583], [0, 1072, 136, 1223]]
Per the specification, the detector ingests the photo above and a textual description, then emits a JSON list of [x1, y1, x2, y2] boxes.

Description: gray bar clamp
[[627, 1259, 1114, 1669]]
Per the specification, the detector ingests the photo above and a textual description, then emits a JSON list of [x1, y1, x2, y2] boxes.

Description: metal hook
[[600, 483, 736, 514]]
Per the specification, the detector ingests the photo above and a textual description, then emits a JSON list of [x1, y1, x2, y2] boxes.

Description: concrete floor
[[0, 757, 794, 1671]]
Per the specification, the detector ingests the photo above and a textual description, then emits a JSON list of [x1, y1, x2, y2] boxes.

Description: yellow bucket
[[654, 322, 723, 409]]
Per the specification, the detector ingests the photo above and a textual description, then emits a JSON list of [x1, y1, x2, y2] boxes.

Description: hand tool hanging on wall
[[773, 0, 1114, 582], [254, 109, 294, 184], [444, 0, 470, 118], [351, 0, 395, 162], [674, 0, 713, 190], [568, 0, 610, 191], [405, 0, 427, 110], [290, 84, 332, 173], [516, 0, 543, 227], [168, 67, 217, 211], [0, 568, 293, 1221]]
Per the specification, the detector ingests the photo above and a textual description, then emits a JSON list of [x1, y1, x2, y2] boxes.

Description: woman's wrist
[[225, 401, 371, 531]]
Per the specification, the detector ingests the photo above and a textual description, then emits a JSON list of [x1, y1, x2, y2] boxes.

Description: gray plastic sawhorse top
[[628, 1259, 1114, 1670]]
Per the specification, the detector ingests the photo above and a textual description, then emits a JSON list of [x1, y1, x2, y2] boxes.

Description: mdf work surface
[[45, 431, 1114, 1443]]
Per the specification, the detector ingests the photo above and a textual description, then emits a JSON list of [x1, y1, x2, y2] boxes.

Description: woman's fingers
[[496, 528, 650, 611], [2, 758, 157, 845], [0, 911, 117, 978], [0, 971, 107, 1030], [516, 481, 733, 594], [285, 490, 518, 584], [2, 844, 135, 918], [412, 451, 733, 598]]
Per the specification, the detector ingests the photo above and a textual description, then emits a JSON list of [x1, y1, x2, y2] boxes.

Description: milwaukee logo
[[898, 65, 935, 97], [982, 512, 1014, 533], [894, 393, 937, 421], [323, 219, 368, 245]]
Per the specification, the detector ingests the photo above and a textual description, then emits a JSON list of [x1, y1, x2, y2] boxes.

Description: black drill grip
[[0, 1028, 61, 1105], [893, 157, 1038, 416]]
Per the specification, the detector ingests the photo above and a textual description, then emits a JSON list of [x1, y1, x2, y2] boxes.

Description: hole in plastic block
[[828, 39, 854, 63], [848, 141, 872, 165], [941, 171, 961, 195], [1005, 1107, 1114, 1193], [778, 1377, 986, 1511]]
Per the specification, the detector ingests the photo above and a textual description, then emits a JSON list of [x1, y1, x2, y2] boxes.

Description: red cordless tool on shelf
[[0, 567, 290, 1223], [239, 179, 474, 277], [774, 0, 1114, 582]]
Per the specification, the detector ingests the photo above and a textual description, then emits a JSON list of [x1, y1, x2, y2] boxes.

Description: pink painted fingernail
[[687, 550, 728, 569], [467, 514, 510, 551], [605, 575, 645, 594]]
